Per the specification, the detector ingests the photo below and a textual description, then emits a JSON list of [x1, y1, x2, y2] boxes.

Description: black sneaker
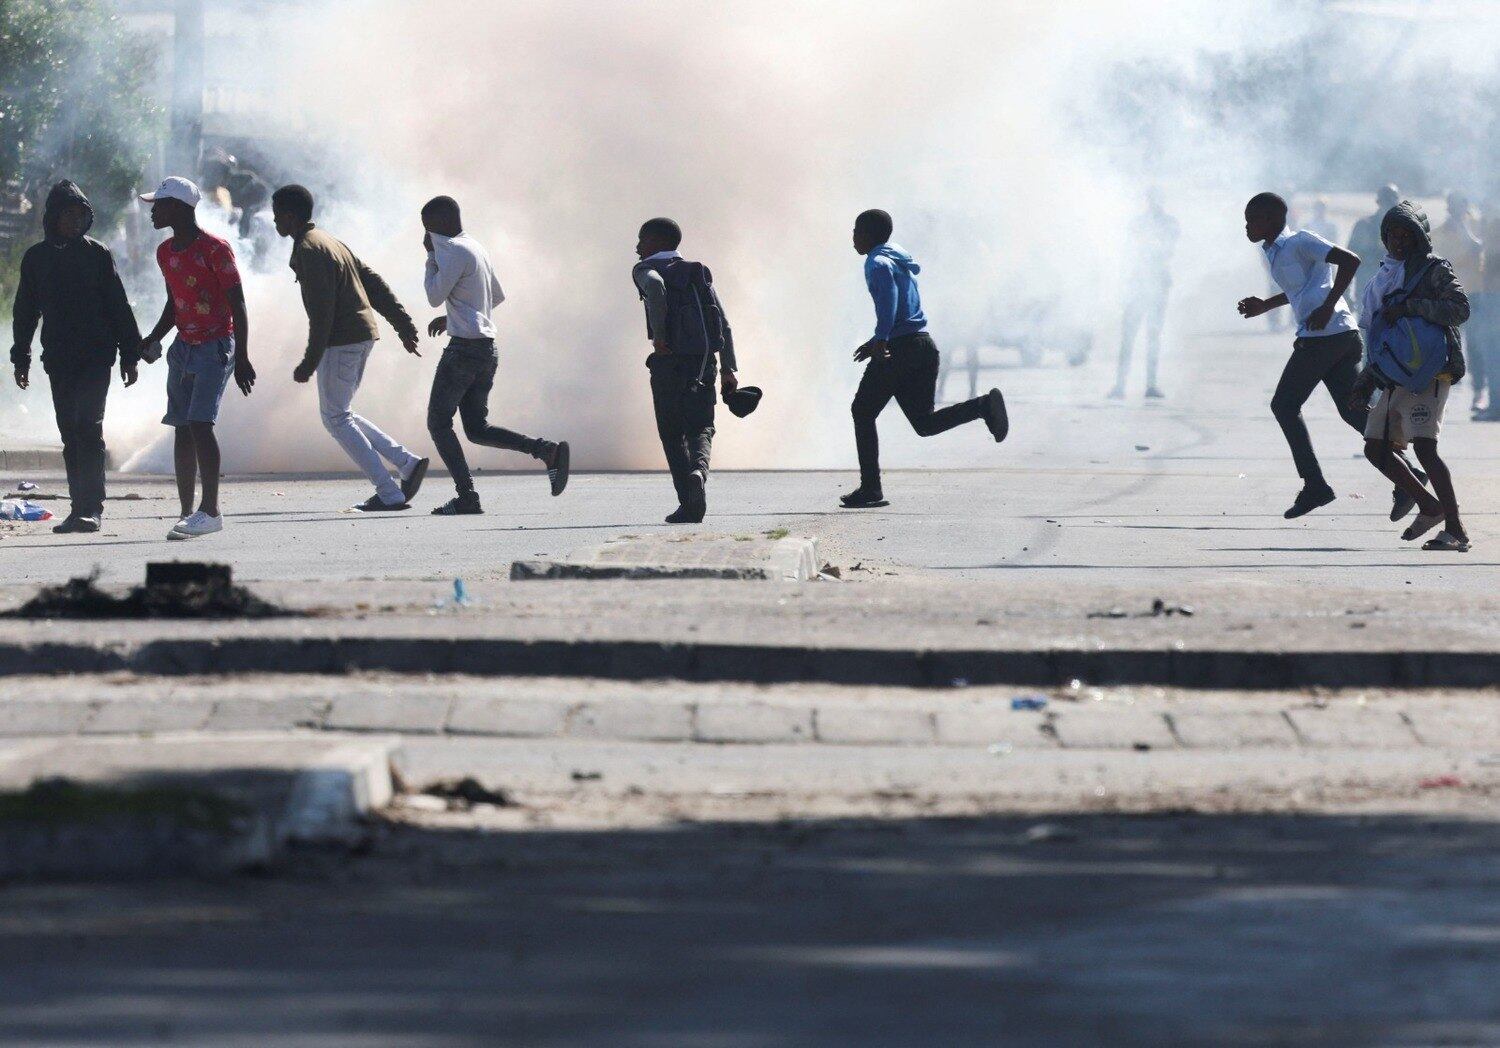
[[982, 388, 1009, 443], [1284, 483, 1336, 519], [401, 458, 430, 502], [840, 486, 889, 509], [354, 495, 410, 513], [73, 516, 101, 533], [681, 469, 706, 523], [665, 505, 694, 524], [51, 515, 82, 534], [543, 441, 570, 497], [1145, 386, 1165, 399], [432, 492, 483, 516]]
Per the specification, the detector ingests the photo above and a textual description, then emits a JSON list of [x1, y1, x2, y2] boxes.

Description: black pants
[[649, 354, 716, 501], [851, 332, 987, 491], [46, 360, 112, 519], [1271, 330, 1366, 485], [426, 338, 542, 495]]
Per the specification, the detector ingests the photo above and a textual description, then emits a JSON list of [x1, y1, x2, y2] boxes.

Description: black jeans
[[649, 353, 716, 501], [851, 332, 987, 491], [46, 360, 112, 518], [1272, 330, 1366, 485], [426, 338, 542, 495]]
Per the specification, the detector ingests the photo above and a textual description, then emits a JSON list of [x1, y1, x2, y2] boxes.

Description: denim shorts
[[162, 336, 234, 427]]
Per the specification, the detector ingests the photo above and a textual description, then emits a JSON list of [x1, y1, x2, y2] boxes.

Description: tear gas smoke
[[96, 0, 1500, 475]]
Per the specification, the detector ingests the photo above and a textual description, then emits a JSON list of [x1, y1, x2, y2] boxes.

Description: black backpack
[[638, 258, 729, 357]]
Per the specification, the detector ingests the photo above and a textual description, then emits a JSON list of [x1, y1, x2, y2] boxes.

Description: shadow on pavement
[[1, 810, 1497, 1046]]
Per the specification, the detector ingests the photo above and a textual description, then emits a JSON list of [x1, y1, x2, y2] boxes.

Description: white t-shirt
[[1262, 229, 1357, 339], [424, 232, 504, 341]]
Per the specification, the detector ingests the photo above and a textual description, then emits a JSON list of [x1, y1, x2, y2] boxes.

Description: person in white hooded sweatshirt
[[420, 195, 569, 515]]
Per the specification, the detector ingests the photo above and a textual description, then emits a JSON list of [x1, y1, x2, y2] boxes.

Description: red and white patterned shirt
[[156, 232, 242, 345]]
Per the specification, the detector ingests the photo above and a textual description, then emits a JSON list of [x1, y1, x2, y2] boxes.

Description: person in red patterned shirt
[[139, 177, 256, 540]]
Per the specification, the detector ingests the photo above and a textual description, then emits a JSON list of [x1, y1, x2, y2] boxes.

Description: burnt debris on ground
[[5, 563, 295, 620]]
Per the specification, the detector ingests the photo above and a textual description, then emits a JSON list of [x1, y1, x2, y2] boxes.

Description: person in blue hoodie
[[842, 209, 1008, 508]]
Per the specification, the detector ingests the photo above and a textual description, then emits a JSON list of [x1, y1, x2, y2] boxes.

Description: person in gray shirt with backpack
[[1350, 200, 1471, 552], [632, 217, 738, 524]]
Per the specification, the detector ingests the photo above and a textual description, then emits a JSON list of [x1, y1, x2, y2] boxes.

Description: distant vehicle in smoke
[[938, 296, 1091, 401]]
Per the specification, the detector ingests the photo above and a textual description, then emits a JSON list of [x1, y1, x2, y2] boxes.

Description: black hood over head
[[1380, 199, 1433, 258], [42, 180, 95, 240]]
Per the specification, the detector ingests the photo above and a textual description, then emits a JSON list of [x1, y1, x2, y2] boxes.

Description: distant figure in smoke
[[1349, 200, 1471, 552], [632, 217, 739, 524], [272, 184, 429, 512], [9, 181, 143, 533], [1237, 192, 1425, 521], [1432, 191, 1484, 413], [841, 210, 1008, 509], [138, 177, 257, 540], [1305, 197, 1337, 244], [420, 195, 569, 515], [1473, 198, 1500, 421], [1349, 184, 1401, 311], [1109, 188, 1179, 400]]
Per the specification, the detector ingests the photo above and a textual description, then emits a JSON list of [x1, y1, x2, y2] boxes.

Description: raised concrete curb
[[1, 635, 1495, 689], [0, 734, 396, 878], [511, 535, 819, 581], [1, 446, 66, 472]]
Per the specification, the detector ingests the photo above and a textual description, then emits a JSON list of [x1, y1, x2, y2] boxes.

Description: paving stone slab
[[570, 697, 695, 742], [447, 696, 573, 738], [1284, 706, 1421, 749], [511, 534, 818, 582], [815, 705, 936, 746], [695, 701, 815, 744], [325, 692, 453, 734], [1048, 706, 1177, 750], [1168, 711, 1301, 750], [83, 697, 214, 735]]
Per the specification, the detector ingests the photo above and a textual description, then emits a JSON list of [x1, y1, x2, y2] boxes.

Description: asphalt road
[[1, 323, 1497, 593], [3, 810, 1497, 1047]]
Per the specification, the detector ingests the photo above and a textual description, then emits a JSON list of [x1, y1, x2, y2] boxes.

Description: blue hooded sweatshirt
[[864, 243, 926, 341]]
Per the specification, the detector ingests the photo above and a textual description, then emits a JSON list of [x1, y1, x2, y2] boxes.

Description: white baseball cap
[[139, 176, 201, 207]]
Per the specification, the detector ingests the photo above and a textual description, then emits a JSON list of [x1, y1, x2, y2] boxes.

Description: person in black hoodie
[[10, 181, 143, 533]]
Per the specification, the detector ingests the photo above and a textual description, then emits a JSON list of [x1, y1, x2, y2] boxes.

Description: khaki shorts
[[1365, 379, 1449, 447]]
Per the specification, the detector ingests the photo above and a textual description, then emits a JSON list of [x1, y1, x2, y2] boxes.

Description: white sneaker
[[168, 511, 223, 540]]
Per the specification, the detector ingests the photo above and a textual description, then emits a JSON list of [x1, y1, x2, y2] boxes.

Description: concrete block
[[1168, 711, 1300, 749], [933, 704, 1056, 748], [815, 705, 934, 746], [695, 701, 814, 744], [1284, 706, 1420, 749], [0, 700, 95, 736], [448, 696, 572, 737], [204, 697, 330, 733], [325, 692, 451, 734], [84, 697, 214, 735], [1397, 704, 1500, 750], [570, 697, 694, 741], [1048, 705, 1176, 750]]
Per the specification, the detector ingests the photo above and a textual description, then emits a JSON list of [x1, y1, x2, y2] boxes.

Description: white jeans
[[317, 341, 418, 505]]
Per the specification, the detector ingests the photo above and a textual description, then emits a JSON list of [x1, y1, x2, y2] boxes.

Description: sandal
[[1422, 530, 1471, 553], [1401, 512, 1443, 542]]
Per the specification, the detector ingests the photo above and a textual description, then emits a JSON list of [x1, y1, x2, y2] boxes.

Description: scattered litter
[[1133, 742, 1153, 752], [4, 564, 291, 620], [851, 562, 864, 572], [422, 776, 512, 810], [272, 491, 285, 497], [1025, 823, 1078, 844], [1011, 695, 1048, 711], [1237, 472, 1247, 478], [570, 770, 603, 783], [0, 499, 52, 522], [454, 579, 471, 606], [1068, 679, 1084, 693], [1134, 444, 1150, 451], [1347, 493, 1365, 500], [15, 481, 37, 492], [987, 742, 1013, 756], [1418, 775, 1464, 790], [819, 563, 842, 579], [1088, 598, 1194, 619], [950, 677, 970, 688], [1477, 755, 1500, 767]]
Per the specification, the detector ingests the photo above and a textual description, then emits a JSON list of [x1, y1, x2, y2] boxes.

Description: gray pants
[[317, 340, 419, 505], [1115, 285, 1168, 389]]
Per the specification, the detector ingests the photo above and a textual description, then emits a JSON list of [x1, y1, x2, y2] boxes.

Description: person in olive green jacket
[[273, 184, 429, 511]]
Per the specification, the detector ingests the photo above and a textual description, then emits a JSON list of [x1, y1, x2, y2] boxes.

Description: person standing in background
[[1432, 191, 1484, 413], [9, 181, 143, 533], [1350, 184, 1401, 313], [1110, 188, 1179, 400], [138, 176, 256, 540], [420, 195, 569, 516], [1473, 198, 1500, 421], [272, 184, 430, 512], [1306, 197, 1338, 244]]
